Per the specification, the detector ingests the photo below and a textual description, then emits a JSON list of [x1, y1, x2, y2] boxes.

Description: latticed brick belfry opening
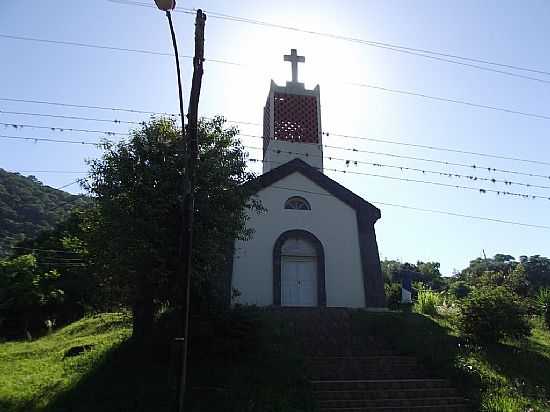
[[273, 92, 319, 143]]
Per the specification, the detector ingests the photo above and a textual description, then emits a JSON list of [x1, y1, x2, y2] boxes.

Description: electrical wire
[[108, 0, 550, 81]]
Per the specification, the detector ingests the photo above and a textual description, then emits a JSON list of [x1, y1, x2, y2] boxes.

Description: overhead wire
[[268, 185, 550, 230], [107, 0, 550, 81]]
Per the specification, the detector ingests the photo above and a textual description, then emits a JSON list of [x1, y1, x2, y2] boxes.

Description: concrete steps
[[312, 379, 469, 411]]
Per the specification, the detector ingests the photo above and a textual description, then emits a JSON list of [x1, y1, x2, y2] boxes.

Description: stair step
[[311, 379, 451, 392], [318, 397, 467, 408], [314, 387, 458, 400], [318, 404, 470, 412]]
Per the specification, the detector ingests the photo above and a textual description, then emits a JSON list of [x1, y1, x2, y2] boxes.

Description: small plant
[[482, 391, 525, 412], [536, 288, 550, 329], [457, 286, 531, 344], [414, 287, 441, 316]]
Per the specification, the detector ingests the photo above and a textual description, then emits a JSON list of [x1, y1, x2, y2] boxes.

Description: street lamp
[[154, 1, 191, 411], [154, 0, 176, 11]]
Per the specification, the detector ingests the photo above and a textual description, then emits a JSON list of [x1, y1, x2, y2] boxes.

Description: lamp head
[[154, 0, 176, 11]]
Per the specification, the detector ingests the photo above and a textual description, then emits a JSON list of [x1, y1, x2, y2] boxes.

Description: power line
[[249, 158, 550, 201], [4, 30, 550, 122], [0, 109, 143, 124], [0, 134, 102, 146], [108, 0, 550, 82], [5, 127, 550, 182], [0, 97, 177, 116], [0, 33, 241, 67], [323, 131, 550, 167], [56, 179, 83, 190], [348, 82, 550, 121], [259, 147, 550, 191], [269, 185, 550, 231], [1, 122, 127, 137], [240, 133, 550, 181], [4, 106, 550, 170]]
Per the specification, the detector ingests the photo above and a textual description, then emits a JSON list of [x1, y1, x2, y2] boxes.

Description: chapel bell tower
[[262, 49, 323, 173]]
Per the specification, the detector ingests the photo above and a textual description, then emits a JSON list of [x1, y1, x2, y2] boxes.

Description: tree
[[0, 254, 64, 338], [82, 117, 260, 344]]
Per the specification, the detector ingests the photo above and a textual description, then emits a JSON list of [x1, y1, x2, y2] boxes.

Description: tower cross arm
[[284, 48, 305, 83]]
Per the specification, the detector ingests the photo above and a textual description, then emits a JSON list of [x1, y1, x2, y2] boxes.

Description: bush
[[414, 288, 441, 316], [482, 391, 526, 412], [448, 281, 471, 299], [384, 282, 401, 309], [456, 287, 531, 344], [536, 288, 550, 329]]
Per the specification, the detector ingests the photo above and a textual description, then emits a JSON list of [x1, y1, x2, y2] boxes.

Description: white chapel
[[230, 49, 386, 309]]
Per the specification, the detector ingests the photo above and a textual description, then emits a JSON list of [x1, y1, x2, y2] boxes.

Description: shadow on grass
[[483, 341, 550, 399], [44, 340, 173, 412]]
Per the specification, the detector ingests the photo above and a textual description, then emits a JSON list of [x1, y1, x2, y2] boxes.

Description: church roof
[[247, 158, 381, 224]]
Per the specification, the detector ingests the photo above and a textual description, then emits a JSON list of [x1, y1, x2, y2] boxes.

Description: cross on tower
[[284, 48, 305, 83]]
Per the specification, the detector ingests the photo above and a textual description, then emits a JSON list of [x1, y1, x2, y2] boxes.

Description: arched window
[[284, 196, 311, 211]]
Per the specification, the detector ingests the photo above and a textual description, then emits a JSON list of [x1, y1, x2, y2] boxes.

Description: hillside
[[0, 169, 87, 256]]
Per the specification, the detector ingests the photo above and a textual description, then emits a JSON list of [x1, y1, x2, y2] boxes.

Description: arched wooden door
[[273, 230, 326, 307]]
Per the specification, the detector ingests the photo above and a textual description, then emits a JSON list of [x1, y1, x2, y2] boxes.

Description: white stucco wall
[[263, 140, 324, 173], [232, 171, 365, 308]]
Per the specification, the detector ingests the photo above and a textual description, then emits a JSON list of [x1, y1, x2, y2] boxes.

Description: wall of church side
[[232, 172, 365, 308], [263, 141, 324, 172]]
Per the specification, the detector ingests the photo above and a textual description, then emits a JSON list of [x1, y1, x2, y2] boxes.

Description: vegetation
[[413, 286, 440, 316], [0, 254, 64, 339], [456, 286, 531, 344], [538, 288, 550, 329], [0, 168, 86, 257], [82, 117, 260, 344], [351, 311, 550, 411], [0, 311, 315, 412]]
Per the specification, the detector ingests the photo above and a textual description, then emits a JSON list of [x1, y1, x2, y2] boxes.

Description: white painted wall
[[232, 171, 366, 308], [263, 140, 324, 172]]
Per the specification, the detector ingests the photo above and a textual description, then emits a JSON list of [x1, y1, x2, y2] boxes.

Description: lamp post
[[154, 1, 191, 411], [154, 0, 185, 139]]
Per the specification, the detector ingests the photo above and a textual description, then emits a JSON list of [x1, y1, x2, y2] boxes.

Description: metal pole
[[166, 10, 186, 138]]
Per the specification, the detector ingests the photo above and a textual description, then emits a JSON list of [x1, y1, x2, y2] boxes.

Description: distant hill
[[0, 169, 87, 256]]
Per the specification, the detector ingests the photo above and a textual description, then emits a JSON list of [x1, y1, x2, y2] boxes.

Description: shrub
[[448, 281, 471, 299], [384, 282, 402, 309], [536, 288, 550, 329], [456, 287, 531, 344], [414, 288, 441, 316]]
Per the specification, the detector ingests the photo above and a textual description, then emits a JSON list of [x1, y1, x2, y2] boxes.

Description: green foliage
[[381, 259, 447, 290], [414, 287, 441, 316], [384, 282, 401, 309], [481, 391, 529, 412], [537, 288, 550, 329], [82, 117, 262, 340], [0, 169, 87, 256], [457, 287, 531, 344], [448, 280, 471, 299], [0, 254, 65, 337]]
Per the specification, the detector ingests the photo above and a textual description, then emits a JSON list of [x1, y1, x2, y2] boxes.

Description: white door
[[281, 256, 317, 306]]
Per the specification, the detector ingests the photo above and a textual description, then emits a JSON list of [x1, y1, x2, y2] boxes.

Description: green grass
[[0, 313, 133, 412], [351, 310, 550, 411], [0, 311, 315, 412]]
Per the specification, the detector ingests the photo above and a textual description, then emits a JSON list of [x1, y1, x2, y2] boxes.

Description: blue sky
[[1, 0, 549, 274]]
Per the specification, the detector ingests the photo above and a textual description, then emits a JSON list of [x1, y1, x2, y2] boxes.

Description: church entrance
[[280, 235, 318, 306], [273, 229, 326, 307], [281, 256, 317, 306]]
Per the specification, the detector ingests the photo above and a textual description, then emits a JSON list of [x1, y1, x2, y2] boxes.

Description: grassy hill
[[0, 169, 87, 256], [1, 310, 549, 412]]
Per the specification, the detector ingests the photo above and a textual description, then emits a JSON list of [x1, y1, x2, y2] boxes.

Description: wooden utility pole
[[176, 9, 206, 412]]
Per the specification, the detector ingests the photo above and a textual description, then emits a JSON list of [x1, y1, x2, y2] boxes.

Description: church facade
[[230, 50, 385, 308]]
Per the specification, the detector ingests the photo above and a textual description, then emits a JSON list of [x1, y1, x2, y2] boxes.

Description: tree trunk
[[132, 272, 154, 348]]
